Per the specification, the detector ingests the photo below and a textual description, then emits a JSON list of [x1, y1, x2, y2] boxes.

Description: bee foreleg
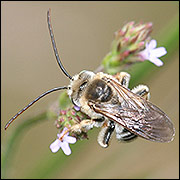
[[131, 85, 150, 100], [114, 72, 131, 88], [70, 119, 95, 134], [97, 120, 115, 148]]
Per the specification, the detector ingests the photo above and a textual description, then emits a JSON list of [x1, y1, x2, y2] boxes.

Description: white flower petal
[[64, 136, 77, 144], [148, 39, 157, 50], [61, 142, 71, 155], [61, 127, 68, 134], [57, 133, 61, 139], [59, 128, 69, 138], [151, 47, 167, 58], [139, 49, 149, 60], [149, 56, 163, 66], [49, 139, 62, 153]]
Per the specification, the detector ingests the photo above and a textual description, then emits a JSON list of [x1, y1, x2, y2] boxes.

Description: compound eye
[[79, 81, 88, 91]]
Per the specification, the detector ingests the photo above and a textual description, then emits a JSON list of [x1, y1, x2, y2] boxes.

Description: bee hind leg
[[115, 124, 137, 142], [97, 120, 115, 148]]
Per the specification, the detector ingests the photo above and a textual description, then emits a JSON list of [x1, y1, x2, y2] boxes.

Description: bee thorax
[[85, 79, 112, 102]]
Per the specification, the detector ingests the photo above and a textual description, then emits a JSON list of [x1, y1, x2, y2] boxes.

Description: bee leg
[[58, 119, 95, 141], [70, 119, 95, 134], [97, 120, 115, 148], [131, 85, 150, 100], [115, 124, 137, 142], [114, 72, 131, 88]]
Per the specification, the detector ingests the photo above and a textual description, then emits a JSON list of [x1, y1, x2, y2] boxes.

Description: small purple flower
[[138, 39, 167, 66], [74, 105, 81, 111], [50, 128, 76, 155]]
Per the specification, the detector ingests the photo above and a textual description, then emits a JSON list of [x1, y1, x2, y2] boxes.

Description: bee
[[5, 9, 175, 148]]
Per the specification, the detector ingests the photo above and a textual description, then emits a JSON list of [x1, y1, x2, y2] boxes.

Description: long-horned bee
[[5, 9, 175, 148]]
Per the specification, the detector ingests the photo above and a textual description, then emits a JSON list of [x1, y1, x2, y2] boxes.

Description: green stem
[[1, 112, 48, 178]]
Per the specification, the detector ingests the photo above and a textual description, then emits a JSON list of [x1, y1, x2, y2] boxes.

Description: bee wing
[[89, 78, 175, 142]]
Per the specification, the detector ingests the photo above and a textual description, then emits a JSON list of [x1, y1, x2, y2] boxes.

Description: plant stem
[[1, 112, 48, 178]]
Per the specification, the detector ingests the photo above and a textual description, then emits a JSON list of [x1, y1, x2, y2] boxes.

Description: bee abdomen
[[115, 124, 137, 142], [85, 79, 112, 102]]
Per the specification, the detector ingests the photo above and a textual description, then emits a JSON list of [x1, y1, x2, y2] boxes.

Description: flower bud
[[54, 105, 89, 140]]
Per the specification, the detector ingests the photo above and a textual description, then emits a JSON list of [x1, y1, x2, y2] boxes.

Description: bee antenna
[[47, 8, 72, 80], [4, 86, 68, 130]]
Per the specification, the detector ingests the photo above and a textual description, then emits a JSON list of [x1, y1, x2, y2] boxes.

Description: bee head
[[67, 70, 95, 107]]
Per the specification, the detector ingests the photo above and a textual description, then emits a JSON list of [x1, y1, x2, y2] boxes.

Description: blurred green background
[[1, 1, 179, 179]]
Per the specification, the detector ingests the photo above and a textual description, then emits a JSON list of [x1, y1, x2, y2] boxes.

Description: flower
[[103, 21, 153, 73], [50, 128, 76, 155], [74, 105, 80, 111], [138, 39, 167, 66]]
